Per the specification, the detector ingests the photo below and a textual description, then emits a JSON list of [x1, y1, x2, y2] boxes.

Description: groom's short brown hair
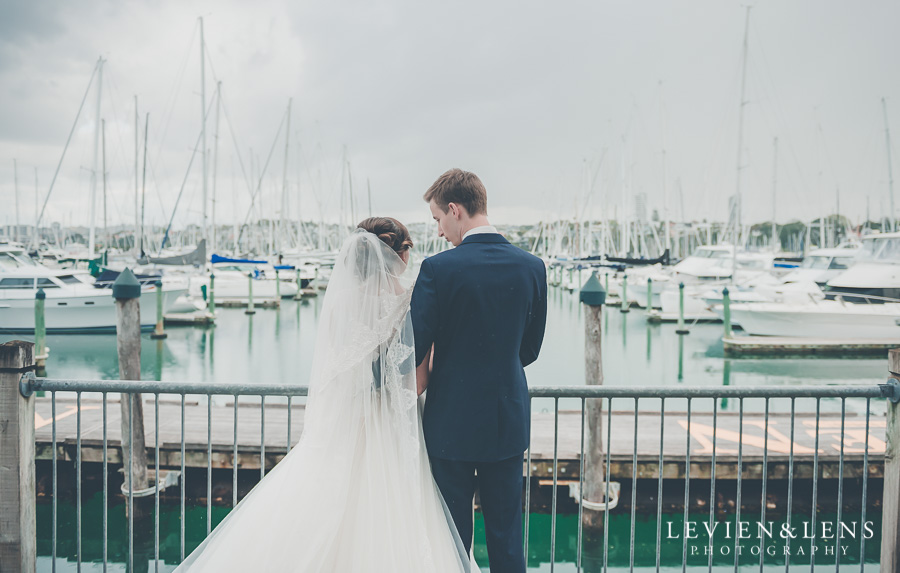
[[423, 168, 488, 216]]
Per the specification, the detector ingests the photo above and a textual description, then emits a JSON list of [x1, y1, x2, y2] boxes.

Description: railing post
[[113, 269, 150, 492], [580, 271, 606, 532], [883, 350, 900, 571], [151, 280, 167, 339], [0, 340, 36, 573]]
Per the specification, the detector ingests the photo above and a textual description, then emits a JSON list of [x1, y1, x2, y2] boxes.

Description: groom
[[411, 168, 547, 572]]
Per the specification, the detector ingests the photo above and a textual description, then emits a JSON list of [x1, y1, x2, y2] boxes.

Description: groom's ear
[[447, 202, 462, 219]]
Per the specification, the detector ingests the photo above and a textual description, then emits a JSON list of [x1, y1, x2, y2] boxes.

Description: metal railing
[[9, 374, 900, 572]]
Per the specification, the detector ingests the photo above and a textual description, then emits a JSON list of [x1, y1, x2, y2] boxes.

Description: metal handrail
[[22, 375, 896, 399]]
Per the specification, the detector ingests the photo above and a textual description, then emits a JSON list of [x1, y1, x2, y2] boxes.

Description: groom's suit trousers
[[430, 455, 525, 573]]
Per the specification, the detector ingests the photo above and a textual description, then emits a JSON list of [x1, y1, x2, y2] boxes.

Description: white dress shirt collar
[[462, 225, 498, 241]]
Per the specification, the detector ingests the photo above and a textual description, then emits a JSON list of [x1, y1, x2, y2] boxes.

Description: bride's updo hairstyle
[[357, 217, 414, 256]]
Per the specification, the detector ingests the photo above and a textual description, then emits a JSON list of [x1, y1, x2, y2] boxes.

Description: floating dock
[[164, 311, 216, 326], [723, 335, 900, 356], [646, 310, 721, 324]]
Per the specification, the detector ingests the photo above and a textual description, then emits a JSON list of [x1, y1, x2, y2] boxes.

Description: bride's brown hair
[[357, 217, 414, 256]]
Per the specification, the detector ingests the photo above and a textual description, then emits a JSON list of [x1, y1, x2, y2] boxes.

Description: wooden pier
[[33, 395, 887, 482]]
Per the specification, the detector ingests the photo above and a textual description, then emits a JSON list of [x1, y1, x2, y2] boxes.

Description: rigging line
[[237, 107, 289, 244], [102, 66, 140, 201], [37, 59, 100, 229], [153, 20, 199, 165], [159, 90, 219, 252], [218, 88, 255, 197], [578, 150, 608, 219], [748, 18, 814, 200]]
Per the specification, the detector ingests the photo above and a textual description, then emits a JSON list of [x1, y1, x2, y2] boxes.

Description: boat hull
[[730, 302, 900, 339]]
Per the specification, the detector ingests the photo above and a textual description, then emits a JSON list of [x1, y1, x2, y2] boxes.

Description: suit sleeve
[[519, 262, 548, 368], [411, 257, 439, 367]]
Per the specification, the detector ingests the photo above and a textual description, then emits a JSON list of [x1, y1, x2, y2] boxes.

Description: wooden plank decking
[[34, 396, 887, 481]]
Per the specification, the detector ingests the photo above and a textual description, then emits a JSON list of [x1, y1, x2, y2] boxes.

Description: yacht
[[0, 245, 187, 333], [823, 233, 900, 303]]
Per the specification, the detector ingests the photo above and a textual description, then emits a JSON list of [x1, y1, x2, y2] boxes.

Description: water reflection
[[2, 288, 888, 405], [36, 494, 881, 572]]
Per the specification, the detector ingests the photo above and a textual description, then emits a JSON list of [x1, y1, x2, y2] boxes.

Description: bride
[[175, 218, 477, 572]]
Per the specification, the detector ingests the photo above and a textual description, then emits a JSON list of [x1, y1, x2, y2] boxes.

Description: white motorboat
[[189, 262, 299, 302], [0, 245, 187, 333], [824, 232, 900, 303], [780, 245, 861, 286], [729, 299, 900, 340]]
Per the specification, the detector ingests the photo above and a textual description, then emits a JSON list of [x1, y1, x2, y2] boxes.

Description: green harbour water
[[36, 492, 881, 571]]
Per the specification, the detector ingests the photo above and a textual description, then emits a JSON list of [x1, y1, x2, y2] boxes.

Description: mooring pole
[[113, 269, 150, 493], [208, 273, 216, 315], [676, 282, 689, 335], [620, 272, 629, 313], [0, 340, 36, 573], [245, 273, 256, 315], [646, 278, 653, 313], [722, 287, 733, 340], [580, 271, 607, 532], [34, 289, 48, 370], [151, 280, 167, 340]]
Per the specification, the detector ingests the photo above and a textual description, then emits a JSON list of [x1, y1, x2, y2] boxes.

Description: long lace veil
[[174, 228, 474, 572]]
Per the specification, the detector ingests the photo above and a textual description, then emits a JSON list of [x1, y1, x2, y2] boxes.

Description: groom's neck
[[460, 215, 492, 236]]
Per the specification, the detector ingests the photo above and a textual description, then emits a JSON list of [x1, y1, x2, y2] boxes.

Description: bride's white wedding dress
[[175, 230, 477, 572]]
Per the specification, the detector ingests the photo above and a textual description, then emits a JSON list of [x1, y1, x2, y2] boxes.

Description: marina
[[2, 2, 899, 570]]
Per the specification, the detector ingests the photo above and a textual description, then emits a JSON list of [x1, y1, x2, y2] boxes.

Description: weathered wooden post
[[675, 282, 690, 335], [150, 280, 167, 340], [0, 341, 36, 573], [580, 271, 607, 533], [620, 272, 629, 313], [883, 351, 900, 571], [245, 273, 256, 315], [113, 269, 150, 493], [34, 288, 48, 372], [722, 287, 733, 340], [208, 273, 216, 315]]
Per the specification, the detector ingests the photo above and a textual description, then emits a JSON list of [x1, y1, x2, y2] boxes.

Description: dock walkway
[[34, 396, 887, 482]]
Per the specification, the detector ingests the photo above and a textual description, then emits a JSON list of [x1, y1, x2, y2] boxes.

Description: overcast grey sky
[[1, 0, 898, 231]]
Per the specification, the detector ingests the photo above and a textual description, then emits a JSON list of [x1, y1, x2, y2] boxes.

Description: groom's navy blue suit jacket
[[410, 233, 548, 462]]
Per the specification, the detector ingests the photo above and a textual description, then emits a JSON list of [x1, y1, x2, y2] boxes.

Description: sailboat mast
[[732, 7, 750, 281], [660, 81, 671, 255], [200, 17, 209, 248], [883, 97, 895, 231], [771, 137, 778, 252], [102, 119, 107, 252], [89, 57, 104, 259], [212, 81, 222, 255], [13, 159, 19, 243], [134, 95, 139, 257], [33, 168, 38, 248], [140, 113, 149, 257], [280, 98, 292, 255]]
